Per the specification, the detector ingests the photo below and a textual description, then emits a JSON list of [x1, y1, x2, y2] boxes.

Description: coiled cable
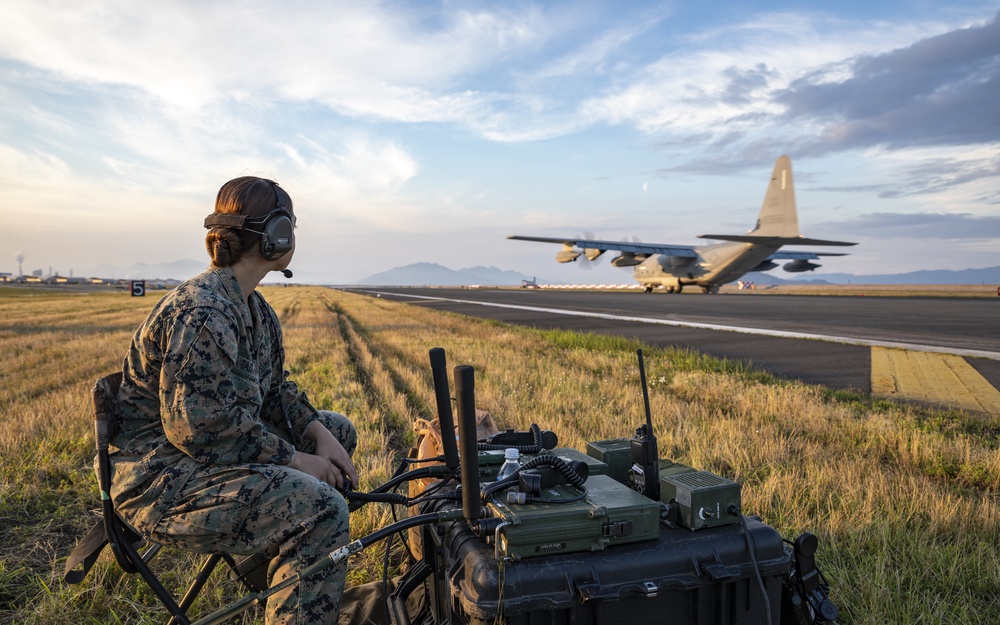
[[480, 453, 586, 502]]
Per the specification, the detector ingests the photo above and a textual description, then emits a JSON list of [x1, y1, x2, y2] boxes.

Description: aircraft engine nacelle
[[783, 259, 821, 272], [556, 248, 581, 263], [611, 253, 648, 267], [584, 248, 605, 261], [751, 260, 779, 272]]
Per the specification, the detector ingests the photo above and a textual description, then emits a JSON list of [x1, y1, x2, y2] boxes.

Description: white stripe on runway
[[358, 290, 1000, 361]]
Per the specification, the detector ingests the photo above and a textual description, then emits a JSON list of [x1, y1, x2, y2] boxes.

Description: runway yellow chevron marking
[[871, 347, 1000, 415]]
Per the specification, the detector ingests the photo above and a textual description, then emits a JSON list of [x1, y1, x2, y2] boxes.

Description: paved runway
[[347, 288, 1000, 408]]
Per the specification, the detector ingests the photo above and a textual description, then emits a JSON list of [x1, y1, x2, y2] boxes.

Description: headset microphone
[[281, 269, 293, 278]]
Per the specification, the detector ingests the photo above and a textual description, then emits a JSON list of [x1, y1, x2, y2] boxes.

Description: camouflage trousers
[[146, 411, 357, 625]]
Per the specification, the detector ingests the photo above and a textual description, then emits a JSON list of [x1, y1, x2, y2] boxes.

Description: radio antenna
[[630, 349, 660, 501], [429, 348, 460, 471], [454, 365, 482, 523], [638, 349, 653, 436]]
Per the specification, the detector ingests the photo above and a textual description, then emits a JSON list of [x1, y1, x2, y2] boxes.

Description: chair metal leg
[[166, 554, 224, 625], [118, 533, 191, 625], [141, 542, 162, 562]]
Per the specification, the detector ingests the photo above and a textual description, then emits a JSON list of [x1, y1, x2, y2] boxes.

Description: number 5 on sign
[[131, 280, 145, 297]]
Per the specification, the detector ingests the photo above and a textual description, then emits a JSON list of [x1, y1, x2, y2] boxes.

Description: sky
[[2, 0, 999, 284]]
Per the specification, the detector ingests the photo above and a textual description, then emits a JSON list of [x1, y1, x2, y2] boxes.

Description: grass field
[[1, 286, 998, 624]]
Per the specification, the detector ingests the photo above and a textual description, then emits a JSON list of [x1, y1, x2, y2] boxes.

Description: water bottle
[[496, 448, 521, 480]]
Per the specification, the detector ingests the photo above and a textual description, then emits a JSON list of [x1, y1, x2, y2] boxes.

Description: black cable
[[347, 466, 453, 512], [480, 454, 586, 502], [408, 493, 457, 506], [382, 531, 393, 625], [733, 509, 773, 625], [480, 473, 519, 501], [477, 423, 546, 454], [390, 458, 410, 480], [405, 455, 446, 465], [396, 474, 460, 513], [368, 465, 450, 495], [389, 455, 447, 483], [417, 468, 459, 498], [345, 491, 408, 505], [357, 511, 457, 551]]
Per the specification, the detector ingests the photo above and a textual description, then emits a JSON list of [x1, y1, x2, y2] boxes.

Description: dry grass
[[1, 286, 998, 624]]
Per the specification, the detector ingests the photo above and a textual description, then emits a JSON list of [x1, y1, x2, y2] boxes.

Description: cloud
[[0, 2, 557, 133], [779, 11, 1000, 153], [578, 12, 924, 142], [811, 146, 1000, 203], [577, 9, 1000, 177], [5, 3, 995, 151], [818, 211, 1000, 240], [2, 2, 999, 280]]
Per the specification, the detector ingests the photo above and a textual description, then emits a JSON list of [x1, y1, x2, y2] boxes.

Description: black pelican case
[[420, 511, 793, 625]]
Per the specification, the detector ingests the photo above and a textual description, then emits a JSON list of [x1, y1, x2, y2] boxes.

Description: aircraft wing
[[699, 234, 857, 246], [507, 235, 699, 258], [768, 251, 849, 260]]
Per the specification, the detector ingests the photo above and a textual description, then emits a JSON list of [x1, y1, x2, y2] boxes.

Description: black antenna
[[454, 365, 482, 523], [630, 349, 660, 501], [638, 349, 653, 436], [429, 348, 460, 471]]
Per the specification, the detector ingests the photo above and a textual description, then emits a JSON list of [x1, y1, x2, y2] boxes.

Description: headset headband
[[204, 180, 289, 230], [204, 208, 290, 231], [204, 213, 246, 229]]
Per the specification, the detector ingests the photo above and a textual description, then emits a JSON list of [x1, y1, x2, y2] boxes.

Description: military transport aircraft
[[508, 155, 856, 293]]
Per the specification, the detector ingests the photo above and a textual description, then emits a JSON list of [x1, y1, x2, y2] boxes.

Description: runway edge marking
[[359, 290, 1000, 361], [871, 347, 1000, 415]]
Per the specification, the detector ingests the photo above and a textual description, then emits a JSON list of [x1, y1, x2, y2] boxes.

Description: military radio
[[323, 347, 838, 625]]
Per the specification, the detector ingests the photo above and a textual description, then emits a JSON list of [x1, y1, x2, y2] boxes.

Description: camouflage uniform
[[111, 266, 356, 624]]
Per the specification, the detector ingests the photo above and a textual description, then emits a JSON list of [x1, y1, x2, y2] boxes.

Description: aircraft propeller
[[578, 232, 605, 269]]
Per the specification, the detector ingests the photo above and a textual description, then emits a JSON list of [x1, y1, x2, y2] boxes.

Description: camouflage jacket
[[110, 266, 320, 531]]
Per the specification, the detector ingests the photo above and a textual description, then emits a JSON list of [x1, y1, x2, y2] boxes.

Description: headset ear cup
[[259, 213, 294, 261]]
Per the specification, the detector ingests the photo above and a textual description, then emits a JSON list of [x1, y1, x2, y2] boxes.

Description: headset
[[204, 180, 294, 261]]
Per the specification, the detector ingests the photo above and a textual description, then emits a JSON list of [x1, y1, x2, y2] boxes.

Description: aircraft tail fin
[[698, 155, 855, 247], [750, 155, 798, 238]]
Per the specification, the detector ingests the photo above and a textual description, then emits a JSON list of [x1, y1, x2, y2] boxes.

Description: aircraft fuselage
[[508, 156, 856, 294], [633, 241, 779, 292]]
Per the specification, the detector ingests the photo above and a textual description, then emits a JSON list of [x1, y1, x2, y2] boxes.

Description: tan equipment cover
[[406, 409, 498, 559]]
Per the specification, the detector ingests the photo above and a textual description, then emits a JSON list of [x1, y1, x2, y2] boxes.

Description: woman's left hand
[[305, 420, 359, 491]]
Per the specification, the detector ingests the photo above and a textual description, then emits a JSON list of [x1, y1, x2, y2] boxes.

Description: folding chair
[[64, 372, 267, 625]]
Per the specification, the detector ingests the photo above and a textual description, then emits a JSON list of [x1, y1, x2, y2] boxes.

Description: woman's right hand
[[289, 450, 347, 491]]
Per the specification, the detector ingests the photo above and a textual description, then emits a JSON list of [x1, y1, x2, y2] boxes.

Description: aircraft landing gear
[[644, 286, 654, 294], [701, 285, 720, 294]]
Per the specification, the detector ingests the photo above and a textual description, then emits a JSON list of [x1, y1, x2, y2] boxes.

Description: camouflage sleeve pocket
[[173, 313, 238, 397], [200, 313, 239, 366]]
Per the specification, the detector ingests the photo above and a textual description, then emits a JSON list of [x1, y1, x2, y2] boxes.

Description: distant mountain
[[73, 259, 1000, 286], [82, 259, 207, 281], [749, 265, 1000, 285], [356, 262, 1000, 287], [354, 263, 542, 286]]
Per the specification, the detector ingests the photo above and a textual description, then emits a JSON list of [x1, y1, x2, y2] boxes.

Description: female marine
[[111, 176, 357, 624]]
